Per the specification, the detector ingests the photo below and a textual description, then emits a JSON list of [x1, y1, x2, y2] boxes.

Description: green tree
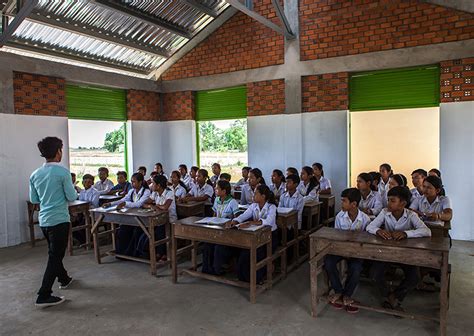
[[224, 119, 247, 152], [200, 122, 224, 152], [104, 124, 125, 152]]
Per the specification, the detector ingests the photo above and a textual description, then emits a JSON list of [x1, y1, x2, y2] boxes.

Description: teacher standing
[[29, 137, 77, 308]]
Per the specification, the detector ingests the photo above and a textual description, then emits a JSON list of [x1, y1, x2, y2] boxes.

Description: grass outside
[[70, 148, 124, 185]]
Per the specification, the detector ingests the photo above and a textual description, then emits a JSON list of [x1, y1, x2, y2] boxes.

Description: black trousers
[[38, 222, 70, 299], [372, 261, 419, 302]]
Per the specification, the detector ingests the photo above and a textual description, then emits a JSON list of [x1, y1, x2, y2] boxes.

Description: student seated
[[202, 180, 239, 275], [369, 171, 381, 192], [219, 173, 231, 182], [139, 175, 177, 261], [410, 169, 427, 200], [312, 162, 332, 195], [181, 169, 213, 203], [357, 173, 383, 216], [297, 166, 319, 203], [410, 176, 452, 222], [325, 188, 371, 313], [178, 164, 192, 190], [73, 174, 100, 245], [241, 168, 266, 205], [286, 167, 298, 178], [71, 172, 82, 193], [269, 169, 286, 202], [170, 170, 187, 200], [378, 163, 393, 200], [137, 166, 147, 177], [190, 166, 199, 187], [366, 186, 431, 312], [235, 166, 251, 191], [382, 174, 408, 208], [94, 167, 114, 195], [147, 171, 158, 185], [229, 185, 278, 283], [102, 173, 151, 256], [428, 168, 441, 178], [110, 170, 131, 196], [278, 174, 304, 229], [210, 162, 221, 187], [154, 162, 168, 180]]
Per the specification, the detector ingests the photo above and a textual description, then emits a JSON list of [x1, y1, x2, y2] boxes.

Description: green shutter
[[66, 84, 127, 121], [349, 65, 440, 111], [196, 86, 247, 121]]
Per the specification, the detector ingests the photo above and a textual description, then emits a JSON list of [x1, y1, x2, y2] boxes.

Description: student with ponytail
[[382, 173, 409, 207], [269, 169, 286, 202], [357, 173, 383, 216], [170, 170, 187, 200], [297, 166, 319, 203], [181, 169, 213, 203], [410, 175, 452, 222], [312, 162, 332, 195], [241, 168, 266, 205]]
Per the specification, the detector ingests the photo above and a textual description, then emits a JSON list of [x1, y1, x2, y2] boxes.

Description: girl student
[[170, 170, 188, 200], [410, 175, 452, 222], [411, 169, 427, 200], [153, 162, 168, 180], [312, 162, 332, 195], [356, 172, 383, 216], [286, 167, 298, 178], [190, 166, 199, 187], [229, 185, 278, 283], [181, 169, 214, 203], [269, 169, 286, 202], [240, 168, 266, 205], [382, 173, 408, 207], [369, 171, 381, 192], [297, 166, 319, 203], [201, 180, 240, 275], [139, 175, 177, 261], [378, 163, 393, 200], [102, 172, 151, 256], [178, 164, 192, 190]]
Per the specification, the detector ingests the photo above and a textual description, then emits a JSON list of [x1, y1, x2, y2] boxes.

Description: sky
[[68, 120, 124, 148]]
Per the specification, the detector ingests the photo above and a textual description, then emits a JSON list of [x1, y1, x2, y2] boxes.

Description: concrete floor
[[1, 240, 474, 336]]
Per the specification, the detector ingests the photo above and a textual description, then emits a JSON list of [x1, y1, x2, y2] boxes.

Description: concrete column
[[284, 0, 301, 115], [0, 67, 14, 114]]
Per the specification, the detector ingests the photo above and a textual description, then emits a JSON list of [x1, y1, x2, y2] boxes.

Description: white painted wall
[[0, 114, 70, 248], [440, 102, 474, 241], [127, 120, 163, 175], [160, 120, 197, 173]]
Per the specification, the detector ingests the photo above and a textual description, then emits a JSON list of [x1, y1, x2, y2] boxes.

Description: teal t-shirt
[[29, 162, 78, 227]]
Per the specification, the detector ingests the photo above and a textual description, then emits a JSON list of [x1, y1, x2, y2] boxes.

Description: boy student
[[411, 169, 427, 200], [219, 173, 231, 182], [178, 164, 192, 190], [366, 186, 431, 312], [137, 166, 147, 177], [210, 163, 221, 187], [71, 173, 82, 193], [279, 174, 304, 229], [110, 171, 131, 196], [94, 167, 114, 195], [235, 166, 251, 190], [30, 137, 77, 308], [325, 188, 371, 313], [74, 174, 100, 245]]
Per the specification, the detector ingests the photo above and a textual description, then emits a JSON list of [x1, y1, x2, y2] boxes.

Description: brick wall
[[440, 58, 474, 103], [13, 72, 66, 116], [127, 90, 160, 121], [302, 73, 349, 112], [161, 91, 194, 121], [300, 0, 474, 61], [161, 0, 284, 81], [247, 79, 285, 116]]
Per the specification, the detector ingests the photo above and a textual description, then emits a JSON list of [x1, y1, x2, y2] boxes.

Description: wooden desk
[[303, 201, 322, 233], [309, 227, 450, 336], [171, 216, 272, 303], [90, 208, 169, 275], [318, 194, 335, 225], [276, 210, 298, 277], [99, 194, 123, 206], [425, 221, 451, 239], [176, 201, 206, 219], [26, 200, 91, 256]]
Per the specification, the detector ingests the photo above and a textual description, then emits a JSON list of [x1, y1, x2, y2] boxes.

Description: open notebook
[[195, 217, 231, 226]]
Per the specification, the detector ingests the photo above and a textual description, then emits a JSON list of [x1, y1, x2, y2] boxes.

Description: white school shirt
[[378, 178, 390, 199], [366, 208, 431, 238], [410, 195, 452, 214], [234, 202, 277, 231], [93, 179, 114, 195], [171, 184, 187, 199], [297, 181, 319, 203], [181, 173, 192, 190], [240, 184, 256, 205], [410, 188, 423, 200], [79, 187, 100, 208], [279, 190, 304, 228], [110, 187, 151, 208], [189, 183, 214, 199], [235, 177, 248, 188], [210, 174, 220, 186], [359, 190, 383, 216], [269, 182, 286, 200], [335, 210, 371, 232], [212, 196, 239, 219], [150, 189, 177, 223], [318, 176, 332, 191]]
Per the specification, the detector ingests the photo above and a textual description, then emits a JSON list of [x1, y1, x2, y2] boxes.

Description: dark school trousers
[[324, 255, 364, 297]]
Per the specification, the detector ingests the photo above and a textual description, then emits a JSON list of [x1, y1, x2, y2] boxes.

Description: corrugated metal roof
[[0, 0, 230, 77]]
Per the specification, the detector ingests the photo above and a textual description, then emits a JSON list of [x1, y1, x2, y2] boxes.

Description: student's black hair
[[82, 174, 94, 181], [71, 172, 76, 178], [132, 172, 149, 190], [179, 164, 188, 173], [150, 171, 158, 177], [191, 166, 199, 173], [272, 169, 286, 183], [152, 174, 169, 190], [285, 174, 300, 185], [98, 167, 109, 175], [217, 180, 232, 195], [256, 184, 277, 206], [387, 186, 412, 208], [220, 173, 231, 181], [358, 172, 373, 184], [117, 171, 127, 179], [242, 166, 251, 172], [379, 163, 393, 175], [198, 169, 213, 186], [212, 162, 221, 170], [391, 174, 408, 187], [429, 168, 441, 178], [138, 166, 147, 174], [154, 162, 165, 174], [250, 168, 266, 185], [425, 175, 446, 196], [302, 166, 318, 196], [286, 167, 298, 176], [312, 162, 324, 176], [341, 188, 362, 206], [37, 136, 63, 160], [171, 170, 188, 190], [368, 171, 380, 191], [411, 168, 428, 177]]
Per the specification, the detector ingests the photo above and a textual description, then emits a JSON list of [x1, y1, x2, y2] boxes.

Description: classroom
[[0, 1, 473, 335]]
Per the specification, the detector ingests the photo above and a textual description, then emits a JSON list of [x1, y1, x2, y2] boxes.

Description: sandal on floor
[[328, 293, 344, 310]]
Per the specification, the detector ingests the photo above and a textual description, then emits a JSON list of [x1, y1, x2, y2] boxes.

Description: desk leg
[[440, 252, 449, 336], [310, 255, 319, 317], [282, 227, 287, 278], [149, 222, 157, 276], [171, 225, 177, 283], [92, 215, 104, 264], [84, 211, 91, 251], [191, 240, 198, 271], [111, 223, 116, 252], [267, 240, 273, 289], [68, 222, 73, 256], [250, 246, 257, 304]]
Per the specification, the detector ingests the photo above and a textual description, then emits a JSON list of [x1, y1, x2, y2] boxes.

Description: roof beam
[[271, 0, 295, 39], [26, 11, 170, 58], [94, 0, 192, 39], [178, 0, 219, 18], [0, 0, 38, 47]]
